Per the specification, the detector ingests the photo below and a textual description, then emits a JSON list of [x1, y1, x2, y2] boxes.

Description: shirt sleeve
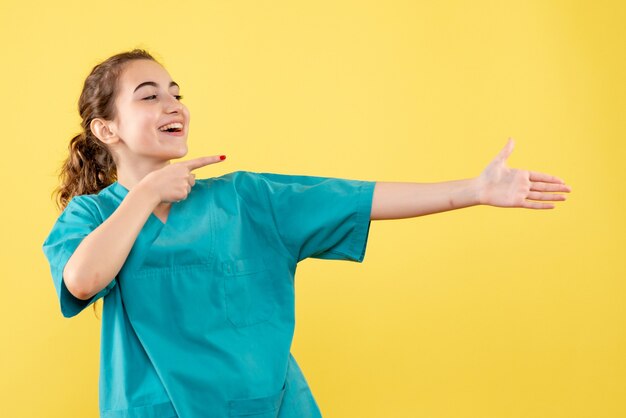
[[246, 171, 376, 263], [42, 195, 117, 318]]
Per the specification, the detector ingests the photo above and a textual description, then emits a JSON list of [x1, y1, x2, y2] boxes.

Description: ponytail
[[54, 129, 117, 212], [51, 48, 159, 319]]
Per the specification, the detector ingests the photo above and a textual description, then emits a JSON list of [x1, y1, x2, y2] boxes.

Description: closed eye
[[143, 95, 184, 100]]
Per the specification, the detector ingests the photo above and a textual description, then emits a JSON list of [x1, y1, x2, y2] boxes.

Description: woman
[[42, 49, 570, 418]]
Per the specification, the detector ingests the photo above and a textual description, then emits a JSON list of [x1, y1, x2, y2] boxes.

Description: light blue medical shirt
[[42, 170, 376, 418]]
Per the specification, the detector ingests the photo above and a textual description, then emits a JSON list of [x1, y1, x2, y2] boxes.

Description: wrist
[[471, 176, 486, 206], [134, 177, 162, 209]]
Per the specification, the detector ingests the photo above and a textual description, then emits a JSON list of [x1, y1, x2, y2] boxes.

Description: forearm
[[370, 178, 481, 220], [63, 181, 160, 300]]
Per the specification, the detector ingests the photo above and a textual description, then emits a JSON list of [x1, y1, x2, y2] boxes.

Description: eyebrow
[[133, 81, 179, 93]]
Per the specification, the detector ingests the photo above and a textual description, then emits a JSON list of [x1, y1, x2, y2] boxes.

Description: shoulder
[[43, 194, 101, 248], [194, 170, 273, 190], [195, 170, 252, 184], [61, 185, 119, 225], [195, 170, 365, 194], [193, 171, 296, 205], [61, 194, 99, 220], [193, 170, 359, 197]]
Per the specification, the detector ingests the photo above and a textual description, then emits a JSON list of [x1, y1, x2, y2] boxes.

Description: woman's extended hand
[[476, 139, 571, 209]]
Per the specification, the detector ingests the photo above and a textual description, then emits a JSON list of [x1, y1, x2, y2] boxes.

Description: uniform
[[42, 170, 376, 417]]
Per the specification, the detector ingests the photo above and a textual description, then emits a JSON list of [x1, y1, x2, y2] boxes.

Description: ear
[[90, 118, 119, 145]]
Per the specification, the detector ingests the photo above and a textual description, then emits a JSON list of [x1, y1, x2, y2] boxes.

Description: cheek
[[130, 120, 158, 144], [135, 114, 159, 133]]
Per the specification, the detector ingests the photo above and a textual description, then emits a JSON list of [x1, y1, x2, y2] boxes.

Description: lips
[[159, 127, 185, 137], [157, 120, 185, 138], [157, 119, 185, 131]]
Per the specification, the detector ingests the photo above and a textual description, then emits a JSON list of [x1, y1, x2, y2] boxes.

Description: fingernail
[[220, 155, 226, 160]]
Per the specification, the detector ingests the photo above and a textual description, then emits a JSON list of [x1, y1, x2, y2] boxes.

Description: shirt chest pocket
[[222, 257, 278, 328]]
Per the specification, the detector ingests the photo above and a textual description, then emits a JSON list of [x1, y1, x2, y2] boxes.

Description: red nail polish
[[220, 155, 226, 160]]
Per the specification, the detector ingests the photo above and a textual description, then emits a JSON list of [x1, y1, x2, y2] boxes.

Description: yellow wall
[[1, 0, 624, 417]]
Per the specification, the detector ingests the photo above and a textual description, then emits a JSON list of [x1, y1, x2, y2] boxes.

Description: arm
[[370, 139, 571, 220], [64, 156, 223, 300], [63, 181, 160, 300]]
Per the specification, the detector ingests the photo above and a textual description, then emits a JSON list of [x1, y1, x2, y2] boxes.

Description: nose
[[164, 94, 184, 113]]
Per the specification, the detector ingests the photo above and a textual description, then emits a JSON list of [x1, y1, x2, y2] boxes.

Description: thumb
[[495, 138, 515, 163], [181, 155, 226, 171]]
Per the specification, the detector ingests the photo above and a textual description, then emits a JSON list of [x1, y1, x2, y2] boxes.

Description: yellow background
[[1, 0, 624, 417]]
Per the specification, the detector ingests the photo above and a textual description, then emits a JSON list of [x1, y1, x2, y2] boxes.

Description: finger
[[527, 191, 568, 201], [522, 200, 555, 209], [529, 170, 567, 185], [182, 155, 226, 171], [496, 138, 515, 162], [530, 181, 572, 193]]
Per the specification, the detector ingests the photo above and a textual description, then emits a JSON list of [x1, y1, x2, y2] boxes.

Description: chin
[[172, 147, 188, 159]]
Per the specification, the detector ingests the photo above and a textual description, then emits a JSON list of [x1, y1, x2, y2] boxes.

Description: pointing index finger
[[182, 155, 226, 171]]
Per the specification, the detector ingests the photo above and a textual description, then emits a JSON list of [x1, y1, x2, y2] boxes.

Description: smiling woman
[[45, 48, 357, 418], [42, 47, 570, 418]]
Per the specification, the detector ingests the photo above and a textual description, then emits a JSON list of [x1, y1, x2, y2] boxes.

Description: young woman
[[42, 49, 571, 418]]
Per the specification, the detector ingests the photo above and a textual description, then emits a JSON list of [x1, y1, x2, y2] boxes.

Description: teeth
[[158, 122, 184, 132]]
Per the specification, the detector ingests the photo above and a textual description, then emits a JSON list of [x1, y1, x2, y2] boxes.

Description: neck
[[116, 160, 171, 191]]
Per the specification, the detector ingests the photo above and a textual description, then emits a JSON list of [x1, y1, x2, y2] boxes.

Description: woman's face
[[110, 59, 190, 163]]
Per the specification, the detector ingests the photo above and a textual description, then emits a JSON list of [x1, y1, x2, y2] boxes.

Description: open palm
[[477, 139, 571, 209]]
